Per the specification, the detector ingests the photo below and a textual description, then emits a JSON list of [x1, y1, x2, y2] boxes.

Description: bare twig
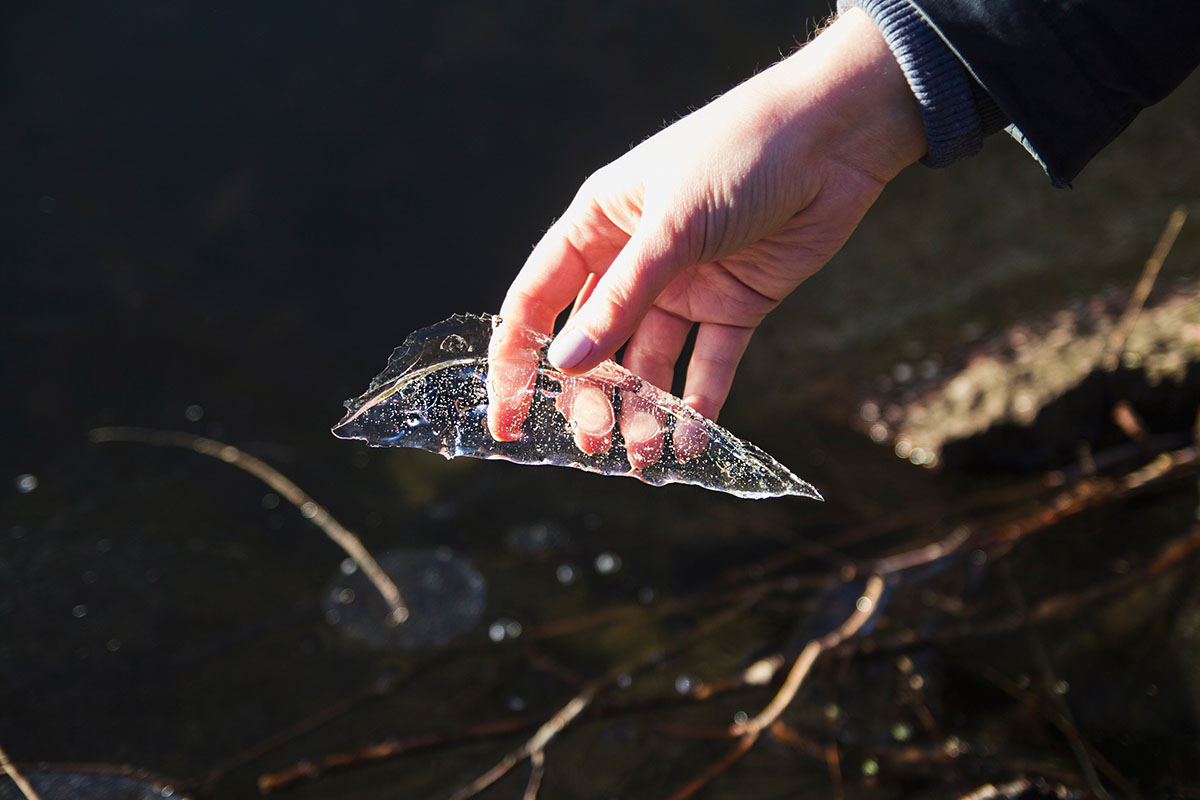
[[823, 733, 846, 800], [732, 575, 885, 737], [0, 744, 42, 800], [447, 690, 595, 800], [89, 426, 408, 625], [200, 669, 406, 792], [665, 733, 759, 800], [1103, 204, 1188, 371], [446, 592, 764, 800], [522, 748, 545, 800]]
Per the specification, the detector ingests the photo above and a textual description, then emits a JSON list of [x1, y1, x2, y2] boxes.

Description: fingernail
[[547, 328, 594, 370]]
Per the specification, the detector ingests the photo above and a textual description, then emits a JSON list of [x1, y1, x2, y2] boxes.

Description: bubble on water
[[594, 553, 621, 574], [339, 558, 358, 576], [322, 547, 486, 650], [555, 563, 576, 585], [674, 674, 697, 694], [506, 695, 526, 712], [14, 474, 38, 494], [72, 604, 88, 619], [184, 404, 204, 422], [487, 617, 523, 642], [261, 492, 280, 510]]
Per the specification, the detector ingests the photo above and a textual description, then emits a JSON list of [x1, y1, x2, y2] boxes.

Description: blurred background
[[3, 2, 1199, 798]]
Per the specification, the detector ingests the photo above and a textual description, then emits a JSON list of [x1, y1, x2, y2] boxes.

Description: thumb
[[547, 222, 690, 373]]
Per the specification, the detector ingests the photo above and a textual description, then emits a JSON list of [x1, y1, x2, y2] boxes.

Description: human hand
[[487, 8, 926, 465]]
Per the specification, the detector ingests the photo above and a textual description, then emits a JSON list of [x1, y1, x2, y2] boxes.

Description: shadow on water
[[4, 1, 1200, 798]]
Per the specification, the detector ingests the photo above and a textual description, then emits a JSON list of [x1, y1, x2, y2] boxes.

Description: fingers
[[681, 322, 755, 421], [566, 272, 600, 325], [621, 307, 692, 393], [499, 220, 596, 335], [618, 389, 666, 470], [669, 323, 751, 463], [555, 376, 614, 456], [547, 223, 689, 375], [488, 206, 624, 442], [671, 415, 709, 463], [486, 319, 540, 441]]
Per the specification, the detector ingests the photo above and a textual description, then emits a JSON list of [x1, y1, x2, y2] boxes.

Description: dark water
[[4, 2, 1200, 798]]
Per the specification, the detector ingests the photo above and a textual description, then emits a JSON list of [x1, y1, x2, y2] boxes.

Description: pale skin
[[487, 8, 928, 465]]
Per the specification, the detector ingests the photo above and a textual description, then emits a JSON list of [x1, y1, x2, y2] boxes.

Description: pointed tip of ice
[[776, 481, 822, 501], [331, 415, 361, 441]]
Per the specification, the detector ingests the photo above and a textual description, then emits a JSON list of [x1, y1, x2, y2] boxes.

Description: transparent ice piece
[[332, 314, 821, 500]]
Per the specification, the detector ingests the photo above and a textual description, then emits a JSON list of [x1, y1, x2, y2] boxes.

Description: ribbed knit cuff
[[837, 0, 990, 167]]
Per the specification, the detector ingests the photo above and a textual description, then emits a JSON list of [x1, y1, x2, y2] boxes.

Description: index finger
[[486, 221, 597, 442]]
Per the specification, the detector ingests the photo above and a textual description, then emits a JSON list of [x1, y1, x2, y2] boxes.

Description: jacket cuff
[[837, 0, 998, 167]]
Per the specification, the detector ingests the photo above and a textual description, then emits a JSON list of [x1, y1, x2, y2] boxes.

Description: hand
[[487, 8, 926, 465]]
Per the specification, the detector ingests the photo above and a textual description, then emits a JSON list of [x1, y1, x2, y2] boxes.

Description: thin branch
[[733, 574, 884, 737], [0, 744, 42, 800], [1103, 204, 1188, 371], [665, 732, 759, 800], [522, 748, 545, 800], [90, 426, 408, 625], [446, 690, 595, 800], [199, 669, 406, 792]]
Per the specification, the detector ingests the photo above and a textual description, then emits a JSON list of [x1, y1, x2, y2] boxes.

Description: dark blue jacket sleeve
[[909, 0, 1200, 186]]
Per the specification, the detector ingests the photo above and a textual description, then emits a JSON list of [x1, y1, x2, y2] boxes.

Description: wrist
[[766, 7, 927, 185]]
